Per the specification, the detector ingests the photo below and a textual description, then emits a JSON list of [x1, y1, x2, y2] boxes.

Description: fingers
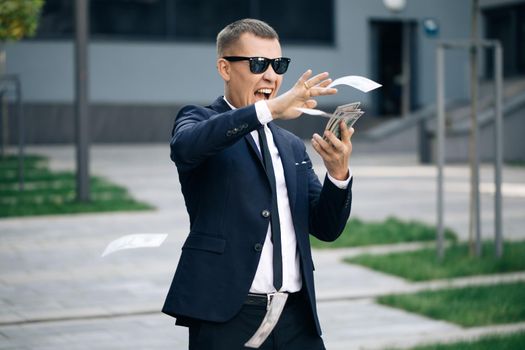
[[312, 131, 345, 155], [323, 129, 346, 152], [308, 76, 337, 96], [312, 127, 352, 180], [307, 72, 330, 87], [297, 71, 338, 98], [310, 86, 337, 97], [311, 133, 332, 159], [305, 99, 317, 109], [297, 69, 313, 86], [312, 122, 354, 156], [339, 121, 355, 144], [318, 79, 332, 88], [299, 71, 329, 89]]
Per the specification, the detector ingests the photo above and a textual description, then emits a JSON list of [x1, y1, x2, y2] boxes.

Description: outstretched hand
[[311, 121, 354, 181], [266, 70, 338, 120]]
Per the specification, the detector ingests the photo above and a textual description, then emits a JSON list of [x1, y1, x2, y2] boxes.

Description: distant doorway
[[483, 3, 525, 78], [370, 20, 418, 117]]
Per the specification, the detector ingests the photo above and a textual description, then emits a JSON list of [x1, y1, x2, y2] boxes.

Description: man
[[163, 18, 354, 349]]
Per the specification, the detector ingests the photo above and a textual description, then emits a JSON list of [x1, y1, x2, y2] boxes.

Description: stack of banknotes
[[323, 101, 364, 141], [296, 75, 381, 142]]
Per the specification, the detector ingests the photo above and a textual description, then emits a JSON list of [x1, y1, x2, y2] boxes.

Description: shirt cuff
[[327, 169, 352, 189], [255, 101, 273, 125]]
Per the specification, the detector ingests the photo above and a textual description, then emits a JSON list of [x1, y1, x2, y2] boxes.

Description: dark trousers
[[188, 292, 325, 350]]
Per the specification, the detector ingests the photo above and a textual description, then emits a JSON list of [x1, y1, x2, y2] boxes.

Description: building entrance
[[370, 20, 418, 117]]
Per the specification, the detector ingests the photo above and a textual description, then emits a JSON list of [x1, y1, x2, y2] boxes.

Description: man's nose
[[262, 64, 279, 82]]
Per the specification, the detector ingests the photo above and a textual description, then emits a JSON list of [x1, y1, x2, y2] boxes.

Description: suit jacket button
[[254, 243, 263, 252], [226, 130, 233, 137], [261, 209, 270, 218]]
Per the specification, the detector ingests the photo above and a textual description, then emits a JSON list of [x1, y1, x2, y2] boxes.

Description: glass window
[[33, 0, 334, 45], [484, 3, 525, 77], [173, 0, 250, 40], [260, 0, 334, 44], [35, 0, 74, 38], [90, 0, 167, 39]]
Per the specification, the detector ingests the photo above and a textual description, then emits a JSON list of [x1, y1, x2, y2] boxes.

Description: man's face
[[219, 33, 283, 108]]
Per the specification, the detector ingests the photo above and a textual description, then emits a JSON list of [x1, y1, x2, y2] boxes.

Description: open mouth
[[255, 88, 273, 100]]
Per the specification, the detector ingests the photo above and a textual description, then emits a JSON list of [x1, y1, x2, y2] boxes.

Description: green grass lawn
[[395, 331, 525, 350], [378, 282, 525, 327], [310, 217, 457, 248], [0, 154, 153, 217], [345, 241, 525, 281]]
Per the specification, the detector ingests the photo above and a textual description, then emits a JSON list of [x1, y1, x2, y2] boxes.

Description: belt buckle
[[266, 292, 277, 311]]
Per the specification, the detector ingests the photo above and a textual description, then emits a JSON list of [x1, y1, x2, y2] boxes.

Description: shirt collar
[[223, 96, 236, 110]]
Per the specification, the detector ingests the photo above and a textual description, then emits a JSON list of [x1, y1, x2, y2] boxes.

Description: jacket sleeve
[[170, 104, 262, 172], [304, 147, 353, 242]]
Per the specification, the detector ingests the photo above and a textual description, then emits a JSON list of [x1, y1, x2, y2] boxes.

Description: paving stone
[[1, 145, 524, 349]]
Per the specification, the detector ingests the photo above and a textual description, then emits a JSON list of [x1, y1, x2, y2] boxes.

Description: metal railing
[[0, 74, 24, 191], [436, 40, 503, 259]]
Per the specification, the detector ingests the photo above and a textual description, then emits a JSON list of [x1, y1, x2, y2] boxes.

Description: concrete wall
[[442, 103, 525, 162], [3, 0, 472, 143], [5, 0, 472, 105]]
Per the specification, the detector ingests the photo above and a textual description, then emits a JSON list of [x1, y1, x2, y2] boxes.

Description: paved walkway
[[1, 144, 524, 349]]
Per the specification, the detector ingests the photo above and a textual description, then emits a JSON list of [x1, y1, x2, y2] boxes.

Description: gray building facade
[[2, 0, 524, 157]]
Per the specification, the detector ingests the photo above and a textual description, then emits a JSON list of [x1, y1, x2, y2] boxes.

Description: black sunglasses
[[223, 56, 291, 75]]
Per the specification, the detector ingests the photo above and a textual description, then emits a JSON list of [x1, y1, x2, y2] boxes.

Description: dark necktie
[[257, 126, 283, 291]]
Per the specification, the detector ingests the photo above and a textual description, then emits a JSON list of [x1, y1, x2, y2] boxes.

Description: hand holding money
[[312, 120, 353, 181], [295, 74, 380, 137], [323, 102, 364, 140]]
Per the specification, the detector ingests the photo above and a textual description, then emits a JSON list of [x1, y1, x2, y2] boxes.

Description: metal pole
[[469, 0, 482, 257], [494, 43, 503, 258], [0, 89, 5, 158], [15, 77, 24, 191], [436, 44, 445, 261], [0, 89, 10, 160], [0, 51, 5, 158], [75, 0, 90, 202]]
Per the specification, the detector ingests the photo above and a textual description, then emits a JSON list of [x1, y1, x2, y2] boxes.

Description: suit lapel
[[245, 132, 264, 165], [268, 123, 297, 214]]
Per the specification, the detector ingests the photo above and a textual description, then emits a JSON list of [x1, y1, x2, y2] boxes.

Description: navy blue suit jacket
[[162, 97, 352, 335]]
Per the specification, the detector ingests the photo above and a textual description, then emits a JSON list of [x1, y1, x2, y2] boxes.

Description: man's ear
[[217, 58, 230, 82]]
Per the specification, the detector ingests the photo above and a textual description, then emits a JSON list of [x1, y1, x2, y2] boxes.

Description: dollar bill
[[296, 101, 365, 140], [101, 233, 168, 257], [244, 292, 289, 348], [323, 102, 364, 141], [327, 75, 382, 92]]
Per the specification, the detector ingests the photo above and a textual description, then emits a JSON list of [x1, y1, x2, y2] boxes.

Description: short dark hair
[[216, 18, 279, 57]]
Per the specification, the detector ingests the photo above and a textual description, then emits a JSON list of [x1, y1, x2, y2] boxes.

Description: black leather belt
[[244, 291, 303, 308]]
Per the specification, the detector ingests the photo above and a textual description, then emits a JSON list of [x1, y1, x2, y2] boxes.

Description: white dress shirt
[[223, 97, 350, 293]]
